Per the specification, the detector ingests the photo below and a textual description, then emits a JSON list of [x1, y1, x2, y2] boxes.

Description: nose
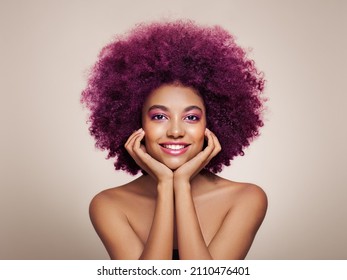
[[167, 118, 185, 138]]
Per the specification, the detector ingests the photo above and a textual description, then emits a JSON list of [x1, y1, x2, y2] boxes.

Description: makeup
[[159, 142, 191, 156]]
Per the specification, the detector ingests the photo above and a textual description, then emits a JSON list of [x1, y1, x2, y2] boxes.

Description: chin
[[163, 161, 184, 170], [163, 155, 200, 170]]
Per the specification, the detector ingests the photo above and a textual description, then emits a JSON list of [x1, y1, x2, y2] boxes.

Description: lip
[[159, 142, 190, 156]]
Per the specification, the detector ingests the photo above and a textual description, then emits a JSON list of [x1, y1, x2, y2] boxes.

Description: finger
[[125, 128, 143, 147], [130, 130, 146, 159], [208, 130, 222, 157], [186, 131, 216, 170], [132, 130, 146, 155], [174, 129, 222, 180], [125, 130, 144, 164], [185, 130, 214, 168], [130, 131, 158, 171], [125, 130, 144, 157], [124, 130, 172, 180], [198, 129, 220, 165], [201, 128, 216, 156], [124, 130, 141, 147]]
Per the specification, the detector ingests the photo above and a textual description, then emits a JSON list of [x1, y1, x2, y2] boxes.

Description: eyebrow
[[148, 105, 203, 113]]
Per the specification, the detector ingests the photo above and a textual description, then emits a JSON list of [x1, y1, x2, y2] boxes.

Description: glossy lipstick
[[159, 142, 190, 156]]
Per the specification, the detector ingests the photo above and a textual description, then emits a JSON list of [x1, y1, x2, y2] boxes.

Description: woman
[[81, 20, 267, 260]]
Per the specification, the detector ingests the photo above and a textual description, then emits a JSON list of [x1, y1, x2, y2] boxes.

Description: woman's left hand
[[173, 128, 221, 184]]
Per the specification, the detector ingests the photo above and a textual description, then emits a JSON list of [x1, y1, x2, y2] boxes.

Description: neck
[[137, 171, 218, 195]]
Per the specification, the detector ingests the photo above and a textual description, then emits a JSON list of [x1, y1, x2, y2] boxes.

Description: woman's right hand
[[125, 128, 173, 184]]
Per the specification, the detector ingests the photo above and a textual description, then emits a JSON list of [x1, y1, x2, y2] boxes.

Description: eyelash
[[151, 114, 168, 120], [150, 114, 200, 122], [184, 115, 200, 122]]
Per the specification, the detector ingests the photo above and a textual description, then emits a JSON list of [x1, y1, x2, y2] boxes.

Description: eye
[[184, 115, 200, 122], [151, 114, 167, 121]]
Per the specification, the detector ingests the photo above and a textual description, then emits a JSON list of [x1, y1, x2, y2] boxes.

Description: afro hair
[[81, 20, 265, 175]]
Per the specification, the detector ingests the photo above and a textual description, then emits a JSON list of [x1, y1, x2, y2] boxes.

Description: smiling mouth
[[159, 143, 190, 155], [160, 144, 189, 150]]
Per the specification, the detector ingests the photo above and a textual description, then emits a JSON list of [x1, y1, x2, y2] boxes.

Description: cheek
[[187, 125, 206, 145], [143, 124, 165, 147]]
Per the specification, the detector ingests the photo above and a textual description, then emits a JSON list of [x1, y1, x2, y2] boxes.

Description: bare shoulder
[[203, 176, 267, 259], [89, 186, 126, 226], [212, 176, 268, 219], [90, 188, 117, 212], [235, 182, 267, 210], [89, 178, 141, 215], [88, 178, 149, 259]]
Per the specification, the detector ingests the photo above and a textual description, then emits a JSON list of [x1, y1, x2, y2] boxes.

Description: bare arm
[[173, 129, 220, 259], [89, 183, 174, 260], [90, 129, 175, 259], [174, 129, 267, 259], [174, 182, 212, 259], [175, 183, 267, 259], [126, 129, 175, 259], [139, 181, 174, 259], [89, 192, 144, 259], [208, 185, 267, 259]]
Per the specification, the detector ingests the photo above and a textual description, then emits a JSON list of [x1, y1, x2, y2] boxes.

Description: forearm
[[140, 181, 174, 259], [174, 181, 212, 260]]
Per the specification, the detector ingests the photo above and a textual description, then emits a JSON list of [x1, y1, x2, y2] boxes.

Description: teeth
[[163, 144, 186, 150]]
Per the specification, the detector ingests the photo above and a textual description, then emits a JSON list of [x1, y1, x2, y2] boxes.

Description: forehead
[[143, 84, 205, 111]]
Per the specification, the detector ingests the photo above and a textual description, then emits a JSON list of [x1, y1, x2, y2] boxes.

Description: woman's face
[[142, 84, 206, 170]]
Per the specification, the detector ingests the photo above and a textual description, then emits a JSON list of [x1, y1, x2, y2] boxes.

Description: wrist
[[173, 172, 190, 184], [157, 179, 174, 193], [173, 172, 191, 185], [156, 172, 174, 185], [173, 179, 191, 193]]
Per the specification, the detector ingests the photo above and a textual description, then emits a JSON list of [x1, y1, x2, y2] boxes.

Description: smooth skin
[[89, 84, 267, 260]]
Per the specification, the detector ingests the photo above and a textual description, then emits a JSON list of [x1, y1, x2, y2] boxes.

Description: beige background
[[0, 0, 346, 259]]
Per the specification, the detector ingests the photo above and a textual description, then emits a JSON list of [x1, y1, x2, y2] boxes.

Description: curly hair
[[81, 20, 265, 175]]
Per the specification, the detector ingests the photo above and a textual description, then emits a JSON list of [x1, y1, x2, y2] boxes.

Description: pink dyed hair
[[81, 20, 265, 174]]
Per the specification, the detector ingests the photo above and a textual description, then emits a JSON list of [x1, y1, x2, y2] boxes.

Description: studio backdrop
[[0, 0, 346, 259]]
